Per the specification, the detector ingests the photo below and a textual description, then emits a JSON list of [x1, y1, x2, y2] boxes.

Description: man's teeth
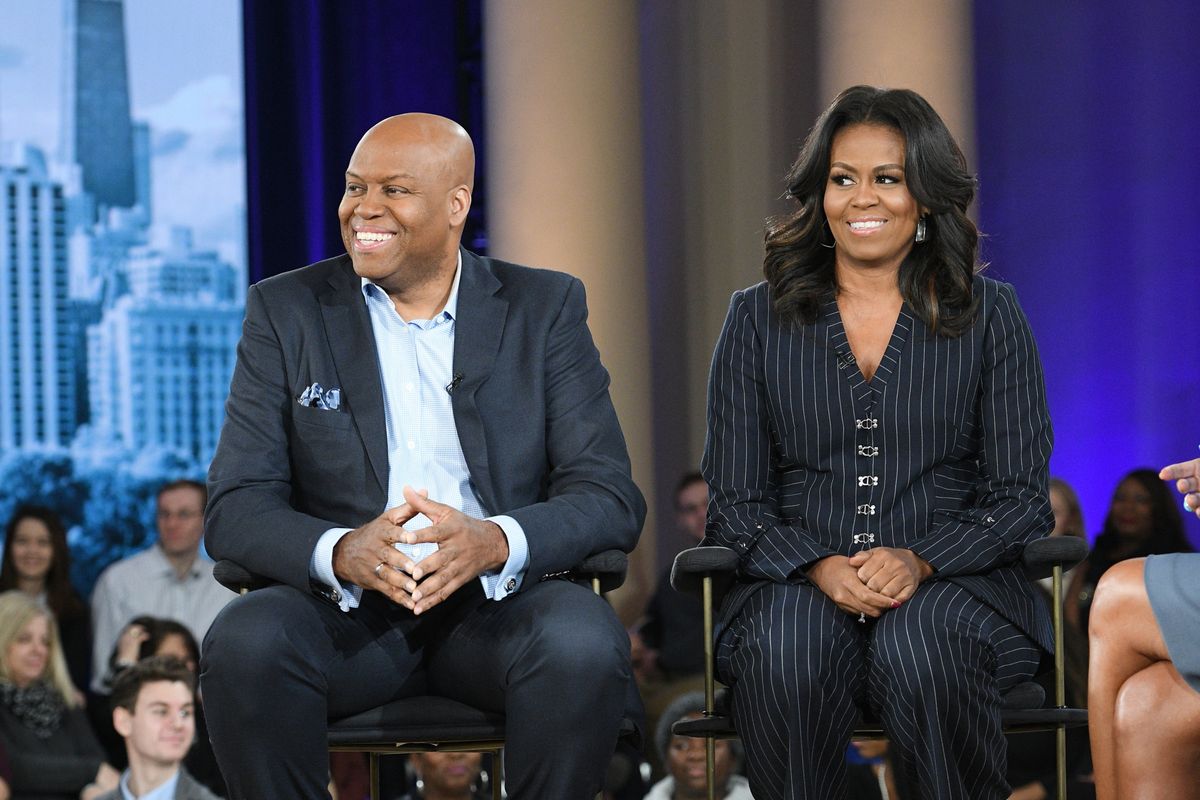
[[849, 220, 885, 230], [357, 232, 394, 242]]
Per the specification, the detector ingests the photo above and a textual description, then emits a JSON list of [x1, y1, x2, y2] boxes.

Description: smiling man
[[201, 114, 645, 799], [97, 656, 218, 800], [90, 480, 235, 695]]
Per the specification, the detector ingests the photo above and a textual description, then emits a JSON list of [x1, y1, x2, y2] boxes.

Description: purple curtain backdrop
[[242, 0, 485, 283], [973, 2, 1200, 543]]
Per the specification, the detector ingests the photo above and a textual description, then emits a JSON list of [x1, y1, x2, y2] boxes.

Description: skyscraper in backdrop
[[0, 146, 83, 451], [60, 0, 138, 219], [0, 0, 242, 468]]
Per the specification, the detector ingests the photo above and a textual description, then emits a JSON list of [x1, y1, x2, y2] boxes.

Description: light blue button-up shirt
[[310, 256, 529, 611], [118, 768, 179, 800]]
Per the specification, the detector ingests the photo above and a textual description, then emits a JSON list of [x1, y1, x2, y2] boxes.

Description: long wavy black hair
[[1091, 468, 1192, 560], [0, 505, 87, 622], [765, 85, 980, 336]]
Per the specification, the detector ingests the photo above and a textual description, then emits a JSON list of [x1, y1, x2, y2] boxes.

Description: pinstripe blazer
[[702, 274, 1055, 652]]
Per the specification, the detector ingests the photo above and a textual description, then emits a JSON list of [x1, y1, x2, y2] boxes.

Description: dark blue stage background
[[242, 0, 485, 284], [974, 1, 1200, 543]]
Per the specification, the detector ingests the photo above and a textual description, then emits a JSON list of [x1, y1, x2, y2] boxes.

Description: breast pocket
[[289, 404, 368, 499], [292, 402, 354, 431]]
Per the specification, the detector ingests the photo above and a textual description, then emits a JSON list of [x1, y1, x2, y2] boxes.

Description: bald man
[[200, 114, 645, 799]]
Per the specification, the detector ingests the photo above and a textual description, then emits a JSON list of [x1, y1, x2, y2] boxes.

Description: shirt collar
[[360, 250, 462, 322], [119, 767, 181, 800], [150, 544, 201, 580]]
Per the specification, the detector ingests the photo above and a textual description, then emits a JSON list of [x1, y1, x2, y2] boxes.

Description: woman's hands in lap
[[807, 548, 934, 618], [849, 547, 934, 604], [806, 556, 896, 618]]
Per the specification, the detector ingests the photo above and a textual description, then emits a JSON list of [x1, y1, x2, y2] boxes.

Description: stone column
[[483, 0, 654, 621], [818, 0, 976, 164]]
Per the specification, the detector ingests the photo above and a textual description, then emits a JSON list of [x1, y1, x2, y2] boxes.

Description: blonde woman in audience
[[0, 590, 119, 799]]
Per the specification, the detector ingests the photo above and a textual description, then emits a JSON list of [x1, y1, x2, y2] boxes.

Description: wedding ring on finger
[[374, 561, 386, 578]]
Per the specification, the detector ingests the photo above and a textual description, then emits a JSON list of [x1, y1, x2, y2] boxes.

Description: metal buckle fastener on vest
[[852, 533, 875, 545], [855, 418, 879, 429], [857, 476, 879, 487], [857, 445, 879, 457]]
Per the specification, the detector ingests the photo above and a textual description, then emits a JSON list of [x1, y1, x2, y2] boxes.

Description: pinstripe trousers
[[718, 579, 1041, 800]]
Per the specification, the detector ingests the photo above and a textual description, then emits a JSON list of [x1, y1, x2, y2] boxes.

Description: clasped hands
[[331, 486, 509, 615], [806, 547, 934, 620]]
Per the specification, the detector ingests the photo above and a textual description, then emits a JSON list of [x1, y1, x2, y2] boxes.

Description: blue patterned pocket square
[[297, 382, 342, 411]]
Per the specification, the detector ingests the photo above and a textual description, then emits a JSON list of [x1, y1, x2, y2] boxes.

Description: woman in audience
[[1088, 455, 1200, 798], [0, 590, 119, 799], [646, 691, 752, 800], [1067, 468, 1191, 630], [0, 505, 93, 690], [398, 751, 487, 800]]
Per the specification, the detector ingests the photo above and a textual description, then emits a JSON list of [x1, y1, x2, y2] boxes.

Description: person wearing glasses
[[89, 480, 234, 696]]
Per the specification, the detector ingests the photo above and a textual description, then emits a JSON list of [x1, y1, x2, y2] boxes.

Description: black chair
[[213, 550, 630, 800], [669, 536, 1089, 800]]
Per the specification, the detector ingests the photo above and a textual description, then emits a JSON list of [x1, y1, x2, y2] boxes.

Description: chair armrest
[[1020, 536, 1088, 581], [214, 550, 629, 595], [570, 550, 628, 593], [670, 546, 739, 599], [212, 559, 271, 594]]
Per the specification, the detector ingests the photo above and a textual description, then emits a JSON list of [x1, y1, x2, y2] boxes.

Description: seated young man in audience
[[95, 655, 220, 800]]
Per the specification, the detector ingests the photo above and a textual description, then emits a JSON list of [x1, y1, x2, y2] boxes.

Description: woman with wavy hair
[[702, 85, 1053, 798], [1067, 467, 1191, 631], [1, 506, 92, 690], [0, 591, 118, 799]]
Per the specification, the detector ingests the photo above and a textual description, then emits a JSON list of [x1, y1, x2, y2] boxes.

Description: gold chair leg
[[1052, 564, 1067, 800], [369, 753, 380, 800], [703, 574, 716, 800]]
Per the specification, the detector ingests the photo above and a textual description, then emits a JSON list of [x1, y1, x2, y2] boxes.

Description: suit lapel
[[451, 250, 507, 514], [319, 256, 388, 493]]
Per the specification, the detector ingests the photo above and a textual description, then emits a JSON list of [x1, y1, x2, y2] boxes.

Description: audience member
[[0, 590, 119, 799], [397, 751, 486, 800], [92, 655, 220, 800], [637, 473, 708, 680], [632, 472, 709, 779], [1, 505, 93, 691], [1088, 453, 1200, 799], [1067, 468, 1192, 631], [93, 617, 225, 797], [845, 741, 904, 800], [90, 480, 234, 695], [647, 691, 751, 800]]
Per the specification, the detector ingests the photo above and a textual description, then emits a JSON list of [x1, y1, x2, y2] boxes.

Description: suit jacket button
[[505, 577, 517, 592]]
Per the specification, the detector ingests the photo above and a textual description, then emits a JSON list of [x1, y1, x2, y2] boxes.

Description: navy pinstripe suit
[[702, 275, 1054, 799]]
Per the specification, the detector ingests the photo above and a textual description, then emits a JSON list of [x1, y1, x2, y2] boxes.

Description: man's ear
[[113, 706, 133, 738], [449, 185, 472, 226]]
